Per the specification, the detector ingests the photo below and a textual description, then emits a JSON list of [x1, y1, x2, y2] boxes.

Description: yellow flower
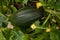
[[3, 5, 8, 10], [31, 24, 36, 30], [36, 2, 42, 9], [46, 28, 51, 32]]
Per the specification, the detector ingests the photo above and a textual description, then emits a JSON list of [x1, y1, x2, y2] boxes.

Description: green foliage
[[0, 0, 60, 40], [23, 0, 28, 4], [0, 30, 6, 40], [0, 13, 8, 28]]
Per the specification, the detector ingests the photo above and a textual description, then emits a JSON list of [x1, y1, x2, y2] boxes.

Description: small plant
[[0, 0, 60, 40]]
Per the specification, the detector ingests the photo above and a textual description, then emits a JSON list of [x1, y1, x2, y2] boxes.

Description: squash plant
[[0, 0, 60, 40]]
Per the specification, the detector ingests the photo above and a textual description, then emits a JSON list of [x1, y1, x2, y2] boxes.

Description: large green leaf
[[0, 30, 6, 40], [9, 5, 17, 13], [0, 13, 8, 28], [11, 30, 26, 40], [23, 0, 28, 4], [50, 30, 60, 40], [54, 0, 60, 10], [15, 0, 23, 3], [34, 32, 47, 40], [2, 28, 12, 40], [15, 0, 20, 3]]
